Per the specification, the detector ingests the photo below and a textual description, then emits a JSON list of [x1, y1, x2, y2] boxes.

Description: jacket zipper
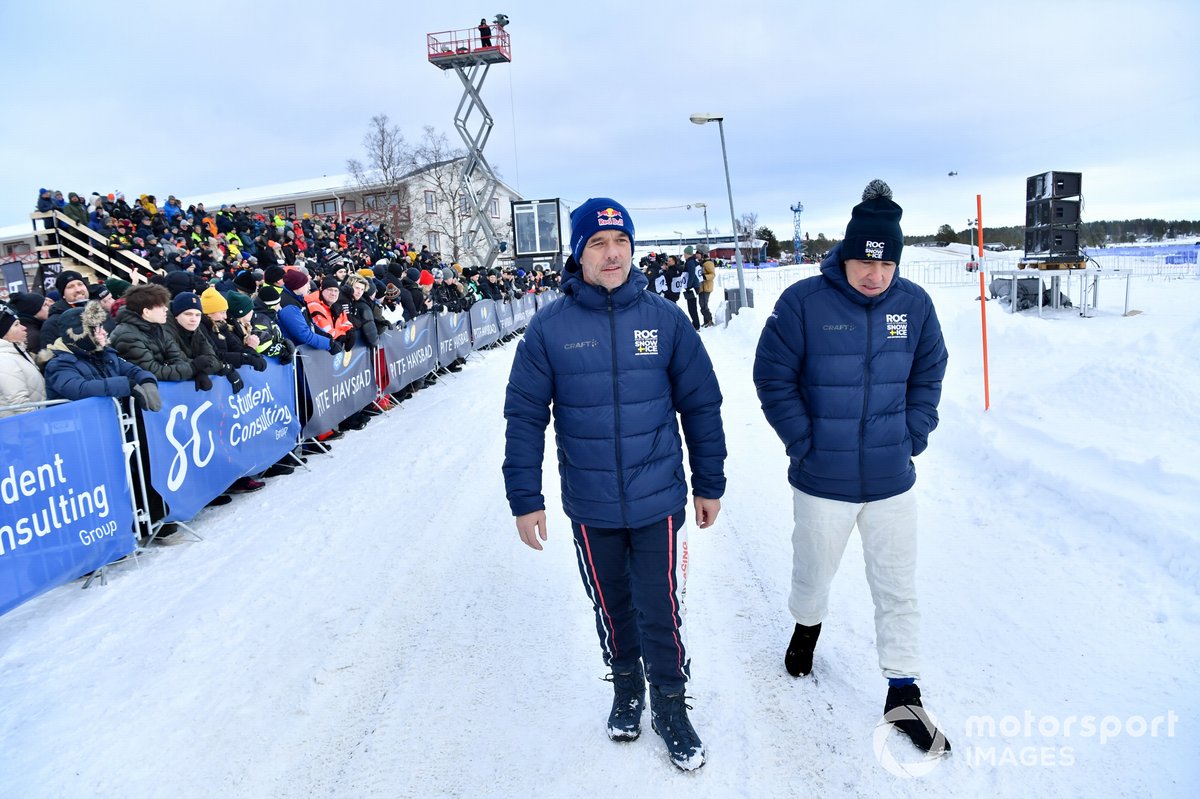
[[608, 293, 629, 527], [859, 305, 873, 498]]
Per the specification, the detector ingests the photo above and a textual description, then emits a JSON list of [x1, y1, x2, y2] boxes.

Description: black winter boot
[[605, 663, 645, 742], [784, 622, 821, 677], [884, 683, 952, 754], [649, 685, 705, 771]]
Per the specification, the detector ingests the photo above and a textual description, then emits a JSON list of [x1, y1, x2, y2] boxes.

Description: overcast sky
[[3, 0, 1196, 245]]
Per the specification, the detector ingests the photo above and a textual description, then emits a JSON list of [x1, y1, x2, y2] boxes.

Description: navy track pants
[[571, 510, 690, 693]]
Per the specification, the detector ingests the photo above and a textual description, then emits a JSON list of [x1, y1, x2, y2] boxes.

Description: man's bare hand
[[515, 510, 548, 550], [693, 496, 721, 529]]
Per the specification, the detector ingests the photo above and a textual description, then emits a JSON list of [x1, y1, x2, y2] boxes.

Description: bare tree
[[346, 114, 413, 236], [406, 126, 472, 262], [737, 211, 759, 260]]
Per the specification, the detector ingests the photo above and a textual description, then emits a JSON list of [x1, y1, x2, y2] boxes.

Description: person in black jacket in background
[[199, 287, 267, 373], [343, 274, 380, 348], [662, 255, 686, 304], [167, 292, 240, 393]]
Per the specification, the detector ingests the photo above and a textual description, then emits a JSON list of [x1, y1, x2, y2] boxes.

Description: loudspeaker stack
[[1024, 171, 1082, 258]]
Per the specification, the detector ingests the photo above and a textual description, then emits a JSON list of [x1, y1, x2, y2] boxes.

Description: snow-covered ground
[[1, 269, 1197, 798]]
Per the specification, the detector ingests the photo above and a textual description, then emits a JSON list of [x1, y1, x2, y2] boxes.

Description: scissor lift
[[427, 24, 512, 271]]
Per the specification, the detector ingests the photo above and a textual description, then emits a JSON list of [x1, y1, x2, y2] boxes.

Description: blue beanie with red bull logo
[[569, 198, 635, 263]]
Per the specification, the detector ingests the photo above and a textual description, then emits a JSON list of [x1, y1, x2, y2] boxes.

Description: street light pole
[[690, 113, 748, 309], [695, 202, 710, 252]]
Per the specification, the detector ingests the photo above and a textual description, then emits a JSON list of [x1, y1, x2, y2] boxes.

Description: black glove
[[131, 381, 162, 412], [191, 356, 213, 376], [342, 329, 357, 350], [195, 372, 213, 391], [224, 368, 245, 393], [278, 342, 295, 365], [247, 352, 267, 371], [326, 337, 343, 355]]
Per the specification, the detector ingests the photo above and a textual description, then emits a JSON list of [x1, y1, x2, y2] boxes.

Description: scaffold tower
[[790, 201, 804, 259], [427, 20, 512, 271]]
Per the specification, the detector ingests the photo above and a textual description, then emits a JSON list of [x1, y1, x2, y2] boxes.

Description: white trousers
[[789, 487, 920, 680]]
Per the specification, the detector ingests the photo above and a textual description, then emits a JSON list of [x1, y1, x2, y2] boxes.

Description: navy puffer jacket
[[753, 245, 948, 502], [503, 265, 726, 528]]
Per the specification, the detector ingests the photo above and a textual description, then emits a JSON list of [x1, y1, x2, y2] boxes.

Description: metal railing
[[711, 256, 1198, 299], [30, 210, 159, 285]]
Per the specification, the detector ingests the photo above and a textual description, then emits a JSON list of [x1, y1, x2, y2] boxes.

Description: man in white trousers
[[752, 179, 951, 755]]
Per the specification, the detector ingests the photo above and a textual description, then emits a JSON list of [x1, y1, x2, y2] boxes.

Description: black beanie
[[320, 276, 341, 291], [233, 270, 259, 293], [55, 270, 86, 296], [405, 267, 420, 283], [257, 285, 282, 307], [170, 291, 203, 317], [264, 264, 287, 285], [841, 179, 904, 265], [7, 292, 46, 317], [0, 304, 17, 338], [165, 270, 196, 297]]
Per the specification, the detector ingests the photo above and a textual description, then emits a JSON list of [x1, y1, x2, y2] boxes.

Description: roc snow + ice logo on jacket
[[886, 313, 908, 339], [634, 328, 658, 355]]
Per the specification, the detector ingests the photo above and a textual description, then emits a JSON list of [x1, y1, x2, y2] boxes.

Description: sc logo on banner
[[165, 401, 215, 491]]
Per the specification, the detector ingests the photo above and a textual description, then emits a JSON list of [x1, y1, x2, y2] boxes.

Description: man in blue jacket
[[753, 180, 951, 755], [503, 198, 726, 772]]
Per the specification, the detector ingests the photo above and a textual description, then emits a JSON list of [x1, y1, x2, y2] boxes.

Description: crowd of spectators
[[7, 186, 563, 538], [639, 247, 718, 329]]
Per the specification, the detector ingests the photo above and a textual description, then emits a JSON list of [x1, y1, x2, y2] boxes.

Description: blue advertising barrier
[[298, 345, 377, 439], [512, 294, 536, 329], [534, 289, 561, 311], [436, 310, 473, 367], [0, 397, 137, 616], [496, 300, 516, 338], [379, 315, 438, 392], [469, 300, 500, 349], [140, 362, 300, 523]]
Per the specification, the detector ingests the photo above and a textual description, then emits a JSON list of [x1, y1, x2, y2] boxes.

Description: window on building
[[263, 204, 297, 219], [424, 191, 436, 214], [488, 198, 499, 218], [5, 242, 31, 257], [342, 200, 357, 213], [311, 200, 338, 216], [427, 232, 440, 252], [365, 192, 400, 210]]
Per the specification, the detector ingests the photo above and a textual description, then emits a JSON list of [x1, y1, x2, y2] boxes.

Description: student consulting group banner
[[0, 397, 136, 616]]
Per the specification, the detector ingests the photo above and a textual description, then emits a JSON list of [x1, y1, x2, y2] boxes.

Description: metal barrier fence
[[0, 294, 556, 617], [712, 255, 1198, 297]]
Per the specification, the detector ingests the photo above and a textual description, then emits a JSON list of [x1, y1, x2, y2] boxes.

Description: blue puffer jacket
[[503, 265, 726, 529], [278, 288, 332, 351], [44, 343, 156, 402], [753, 245, 948, 502]]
